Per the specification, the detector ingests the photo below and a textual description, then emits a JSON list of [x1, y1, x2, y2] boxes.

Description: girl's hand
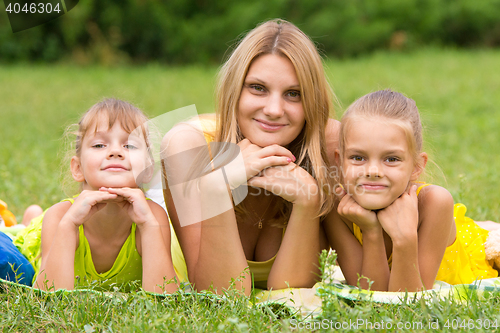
[[237, 139, 295, 182], [247, 162, 319, 209], [64, 190, 118, 227], [336, 187, 380, 232], [100, 187, 156, 226], [377, 185, 419, 243]]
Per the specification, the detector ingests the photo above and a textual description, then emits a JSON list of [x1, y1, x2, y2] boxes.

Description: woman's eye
[[249, 84, 265, 92], [287, 90, 301, 99]]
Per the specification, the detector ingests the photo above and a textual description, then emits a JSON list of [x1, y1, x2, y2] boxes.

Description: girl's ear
[[411, 152, 428, 181], [70, 156, 85, 182]]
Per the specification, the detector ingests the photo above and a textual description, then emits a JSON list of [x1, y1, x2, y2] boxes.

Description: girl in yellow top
[[324, 90, 498, 292], [20, 98, 177, 293]]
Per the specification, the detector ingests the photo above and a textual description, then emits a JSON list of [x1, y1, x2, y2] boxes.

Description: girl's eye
[[92, 144, 105, 149], [349, 155, 365, 162], [125, 144, 137, 150], [385, 157, 400, 163]]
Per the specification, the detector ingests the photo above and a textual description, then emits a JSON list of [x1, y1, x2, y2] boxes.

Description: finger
[[258, 156, 293, 171], [237, 138, 253, 150], [105, 187, 138, 201], [334, 184, 346, 199], [409, 184, 418, 201], [259, 144, 295, 161]]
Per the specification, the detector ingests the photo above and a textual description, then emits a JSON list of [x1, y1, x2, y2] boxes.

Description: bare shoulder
[[42, 201, 73, 228], [417, 184, 454, 227], [418, 184, 454, 208], [161, 120, 210, 157], [147, 200, 169, 226]]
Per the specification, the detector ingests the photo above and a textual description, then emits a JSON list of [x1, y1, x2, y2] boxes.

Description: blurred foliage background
[[1, 0, 500, 64]]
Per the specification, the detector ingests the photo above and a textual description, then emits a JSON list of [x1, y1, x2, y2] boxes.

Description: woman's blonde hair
[[339, 89, 425, 171], [62, 98, 151, 195], [215, 19, 336, 220]]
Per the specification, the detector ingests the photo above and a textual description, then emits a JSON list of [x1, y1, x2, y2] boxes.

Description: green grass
[[2, 48, 500, 331]]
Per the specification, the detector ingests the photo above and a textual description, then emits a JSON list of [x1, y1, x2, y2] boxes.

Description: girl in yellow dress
[[324, 89, 498, 292]]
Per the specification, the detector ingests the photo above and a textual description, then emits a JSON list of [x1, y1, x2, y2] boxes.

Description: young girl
[[161, 19, 339, 294], [325, 89, 498, 292], [14, 98, 177, 293]]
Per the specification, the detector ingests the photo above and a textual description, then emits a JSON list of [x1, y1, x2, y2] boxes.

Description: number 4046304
[[5, 2, 61, 14]]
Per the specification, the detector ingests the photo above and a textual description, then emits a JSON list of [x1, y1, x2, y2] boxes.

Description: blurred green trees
[[1, 0, 500, 64]]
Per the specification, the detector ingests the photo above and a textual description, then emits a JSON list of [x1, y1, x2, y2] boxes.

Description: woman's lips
[[254, 119, 287, 131]]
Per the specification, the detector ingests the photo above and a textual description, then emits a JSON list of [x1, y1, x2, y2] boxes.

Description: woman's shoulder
[[160, 114, 215, 157], [325, 118, 340, 167]]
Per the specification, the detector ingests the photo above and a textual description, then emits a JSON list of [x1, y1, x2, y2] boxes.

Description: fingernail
[[287, 158, 292, 162], [292, 155, 296, 161]]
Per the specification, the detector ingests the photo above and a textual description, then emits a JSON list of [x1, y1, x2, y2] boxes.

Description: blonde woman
[[162, 19, 340, 294]]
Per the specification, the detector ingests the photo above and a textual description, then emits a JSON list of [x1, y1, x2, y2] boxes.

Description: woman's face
[[237, 54, 305, 147]]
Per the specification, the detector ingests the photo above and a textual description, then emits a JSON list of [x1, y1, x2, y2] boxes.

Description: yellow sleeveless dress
[[352, 184, 498, 285], [13, 198, 143, 290]]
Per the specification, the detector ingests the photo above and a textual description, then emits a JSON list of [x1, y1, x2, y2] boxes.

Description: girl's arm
[[378, 185, 454, 291], [104, 187, 178, 293], [410, 185, 454, 290], [35, 191, 118, 290], [324, 193, 391, 290]]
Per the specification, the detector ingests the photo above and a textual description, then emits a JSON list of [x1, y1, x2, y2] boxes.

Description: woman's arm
[[161, 124, 294, 294]]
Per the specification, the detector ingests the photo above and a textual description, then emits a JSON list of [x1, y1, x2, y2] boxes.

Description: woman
[[161, 19, 340, 294]]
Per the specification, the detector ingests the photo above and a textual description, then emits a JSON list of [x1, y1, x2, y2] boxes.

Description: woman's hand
[[246, 162, 319, 208], [237, 139, 295, 182], [64, 190, 118, 227], [377, 185, 419, 244], [336, 187, 380, 232], [100, 187, 156, 226]]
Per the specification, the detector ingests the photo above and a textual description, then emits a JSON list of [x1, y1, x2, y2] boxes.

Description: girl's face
[[341, 117, 419, 210], [237, 54, 305, 147], [71, 121, 151, 190]]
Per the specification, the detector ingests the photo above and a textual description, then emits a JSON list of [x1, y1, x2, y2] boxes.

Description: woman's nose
[[262, 93, 285, 118]]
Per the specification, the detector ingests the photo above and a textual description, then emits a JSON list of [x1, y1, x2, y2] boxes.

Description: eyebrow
[[345, 148, 406, 155]]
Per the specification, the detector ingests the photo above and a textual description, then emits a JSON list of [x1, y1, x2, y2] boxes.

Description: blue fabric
[[0, 231, 34, 286]]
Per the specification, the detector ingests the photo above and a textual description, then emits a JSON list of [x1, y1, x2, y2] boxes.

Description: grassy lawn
[[1, 48, 500, 331]]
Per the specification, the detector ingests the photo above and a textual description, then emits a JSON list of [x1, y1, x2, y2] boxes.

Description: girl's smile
[[237, 54, 305, 147], [342, 117, 419, 210]]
